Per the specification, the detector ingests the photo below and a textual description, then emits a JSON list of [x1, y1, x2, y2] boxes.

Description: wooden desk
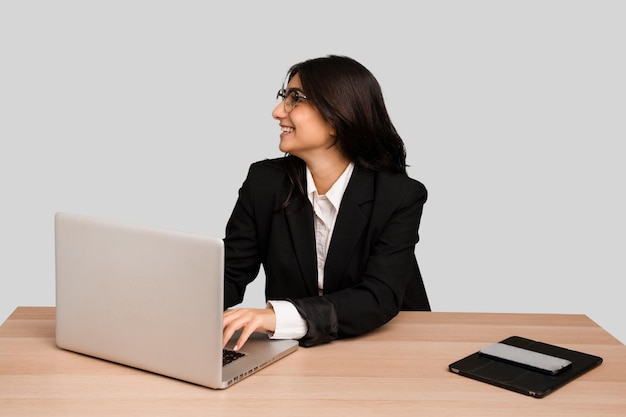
[[1, 307, 625, 416]]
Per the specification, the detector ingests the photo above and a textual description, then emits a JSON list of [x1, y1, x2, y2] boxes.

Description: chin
[[278, 142, 292, 154]]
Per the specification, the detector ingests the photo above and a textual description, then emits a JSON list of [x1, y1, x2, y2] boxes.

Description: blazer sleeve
[[223, 159, 295, 308], [222, 164, 263, 308]]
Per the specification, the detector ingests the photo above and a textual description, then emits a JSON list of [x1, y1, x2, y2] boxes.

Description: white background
[[1, 1, 624, 344]]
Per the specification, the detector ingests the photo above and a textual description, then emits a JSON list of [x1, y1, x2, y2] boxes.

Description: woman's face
[[272, 74, 335, 161]]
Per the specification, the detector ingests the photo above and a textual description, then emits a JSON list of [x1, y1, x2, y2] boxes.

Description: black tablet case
[[448, 336, 603, 398]]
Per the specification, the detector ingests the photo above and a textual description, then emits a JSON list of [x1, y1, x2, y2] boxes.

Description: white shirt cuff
[[267, 300, 307, 340]]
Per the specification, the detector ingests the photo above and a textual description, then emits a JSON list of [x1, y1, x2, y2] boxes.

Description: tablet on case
[[448, 336, 603, 398]]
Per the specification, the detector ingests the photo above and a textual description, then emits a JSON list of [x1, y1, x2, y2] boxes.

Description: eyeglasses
[[276, 88, 308, 113]]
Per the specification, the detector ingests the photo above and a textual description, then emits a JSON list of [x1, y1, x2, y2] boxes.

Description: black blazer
[[224, 157, 430, 347]]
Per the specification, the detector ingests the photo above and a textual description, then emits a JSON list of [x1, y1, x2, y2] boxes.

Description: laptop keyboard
[[223, 349, 245, 366]]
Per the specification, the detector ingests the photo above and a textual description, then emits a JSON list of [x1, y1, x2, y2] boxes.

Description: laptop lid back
[[55, 212, 224, 388]]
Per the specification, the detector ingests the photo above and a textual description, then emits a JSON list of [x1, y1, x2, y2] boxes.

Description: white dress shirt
[[267, 162, 355, 339]]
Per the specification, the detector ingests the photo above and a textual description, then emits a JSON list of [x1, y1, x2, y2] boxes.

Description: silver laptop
[[54, 212, 298, 389]]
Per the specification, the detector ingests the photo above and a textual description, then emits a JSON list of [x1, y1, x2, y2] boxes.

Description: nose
[[272, 101, 286, 120]]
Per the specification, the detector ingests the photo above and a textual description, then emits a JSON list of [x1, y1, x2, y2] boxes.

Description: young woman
[[222, 55, 430, 349]]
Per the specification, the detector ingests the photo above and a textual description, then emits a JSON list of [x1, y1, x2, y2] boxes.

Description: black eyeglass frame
[[276, 88, 308, 113]]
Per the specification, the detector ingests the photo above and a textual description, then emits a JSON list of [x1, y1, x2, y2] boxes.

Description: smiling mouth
[[281, 126, 294, 134]]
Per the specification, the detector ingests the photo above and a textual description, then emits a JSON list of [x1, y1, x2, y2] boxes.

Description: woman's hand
[[222, 307, 277, 351]]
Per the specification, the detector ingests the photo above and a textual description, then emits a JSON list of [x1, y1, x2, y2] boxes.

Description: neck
[[307, 156, 351, 195]]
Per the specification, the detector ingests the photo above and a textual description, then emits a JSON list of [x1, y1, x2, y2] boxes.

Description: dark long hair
[[281, 55, 408, 209]]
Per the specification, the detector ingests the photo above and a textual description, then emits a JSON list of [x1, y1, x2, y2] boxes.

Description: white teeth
[[281, 127, 293, 133]]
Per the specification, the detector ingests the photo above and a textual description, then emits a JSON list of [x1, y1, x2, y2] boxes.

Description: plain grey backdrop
[[1, 1, 624, 344]]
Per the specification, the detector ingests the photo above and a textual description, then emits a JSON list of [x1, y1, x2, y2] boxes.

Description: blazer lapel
[[324, 167, 374, 293], [285, 198, 319, 296]]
